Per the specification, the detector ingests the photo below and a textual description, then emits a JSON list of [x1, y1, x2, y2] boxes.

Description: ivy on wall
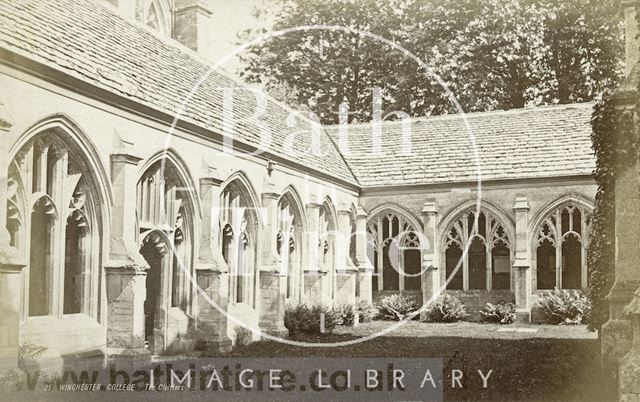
[[587, 73, 640, 330]]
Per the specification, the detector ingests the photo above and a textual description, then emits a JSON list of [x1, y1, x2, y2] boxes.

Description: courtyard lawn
[[228, 321, 615, 402]]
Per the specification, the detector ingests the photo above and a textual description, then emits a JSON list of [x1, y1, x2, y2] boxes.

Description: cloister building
[[0, 0, 597, 372]]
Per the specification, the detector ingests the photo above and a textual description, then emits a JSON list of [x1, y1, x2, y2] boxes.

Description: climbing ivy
[[586, 70, 640, 330]]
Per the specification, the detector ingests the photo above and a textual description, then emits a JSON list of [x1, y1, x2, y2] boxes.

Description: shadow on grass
[[225, 333, 616, 402]]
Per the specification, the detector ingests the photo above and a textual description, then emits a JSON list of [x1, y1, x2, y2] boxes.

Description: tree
[[238, 0, 624, 124]]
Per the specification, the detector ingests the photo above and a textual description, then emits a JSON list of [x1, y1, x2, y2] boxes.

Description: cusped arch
[[10, 113, 113, 223], [437, 199, 515, 249], [367, 202, 423, 233], [278, 185, 308, 230], [138, 148, 202, 220], [220, 170, 262, 224], [320, 195, 338, 230], [528, 193, 594, 247]]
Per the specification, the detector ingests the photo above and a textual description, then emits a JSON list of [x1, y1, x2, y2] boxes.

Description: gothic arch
[[529, 193, 594, 243], [220, 172, 261, 306], [437, 200, 515, 247], [137, 148, 202, 220], [8, 114, 110, 321], [220, 171, 263, 227], [279, 185, 308, 230], [366, 204, 425, 293], [529, 194, 594, 290], [278, 186, 306, 301], [10, 113, 113, 220], [367, 202, 423, 233], [438, 200, 515, 291]]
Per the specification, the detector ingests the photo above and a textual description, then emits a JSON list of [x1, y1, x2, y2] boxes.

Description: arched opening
[[367, 209, 424, 297], [63, 210, 90, 314], [9, 131, 104, 321], [469, 237, 487, 290], [277, 193, 303, 302], [445, 242, 463, 290], [29, 197, 55, 317], [140, 232, 168, 350], [137, 156, 195, 353], [442, 207, 513, 291], [220, 180, 258, 306], [534, 203, 590, 290]]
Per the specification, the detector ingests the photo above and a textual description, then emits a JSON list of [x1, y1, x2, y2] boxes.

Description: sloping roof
[[0, 0, 596, 191], [325, 103, 596, 187], [0, 0, 357, 185]]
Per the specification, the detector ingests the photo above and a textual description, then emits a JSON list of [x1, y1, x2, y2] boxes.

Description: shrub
[[356, 299, 377, 323], [480, 302, 516, 324], [284, 302, 341, 335], [426, 294, 468, 323], [377, 294, 419, 321], [539, 288, 591, 325], [335, 300, 378, 326]]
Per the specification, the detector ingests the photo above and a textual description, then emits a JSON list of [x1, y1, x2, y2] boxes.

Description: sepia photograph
[[0, 0, 638, 401]]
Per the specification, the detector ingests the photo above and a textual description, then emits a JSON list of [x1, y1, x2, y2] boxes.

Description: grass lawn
[[228, 321, 616, 402]]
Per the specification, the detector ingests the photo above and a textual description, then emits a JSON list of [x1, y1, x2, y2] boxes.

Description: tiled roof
[[325, 103, 596, 187], [0, 0, 357, 185], [0, 0, 596, 190]]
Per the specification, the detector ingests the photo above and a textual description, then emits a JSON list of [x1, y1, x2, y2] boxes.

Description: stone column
[[334, 209, 357, 305], [602, 150, 640, 364], [619, 287, 640, 401], [173, 0, 215, 60], [105, 141, 149, 357], [194, 169, 232, 353], [258, 191, 287, 337], [421, 201, 440, 312], [0, 107, 27, 389], [303, 202, 325, 305], [354, 206, 373, 303], [513, 196, 531, 322]]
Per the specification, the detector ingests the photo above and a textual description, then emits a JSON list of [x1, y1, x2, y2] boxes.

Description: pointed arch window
[[220, 182, 257, 305], [7, 133, 102, 318], [535, 204, 591, 290], [277, 194, 302, 300], [442, 208, 513, 291], [367, 211, 423, 292]]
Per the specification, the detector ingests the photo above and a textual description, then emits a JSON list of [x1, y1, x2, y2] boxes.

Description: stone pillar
[[421, 201, 440, 311], [173, 0, 215, 61], [334, 209, 357, 305], [624, 1, 639, 76], [0, 106, 27, 389], [194, 169, 232, 353], [513, 196, 531, 322], [258, 191, 287, 337], [602, 156, 640, 364], [619, 287, 640, 401], [105, 142, 149, 357], [303, 202, 325, 305], [354, 206, 373, 303]]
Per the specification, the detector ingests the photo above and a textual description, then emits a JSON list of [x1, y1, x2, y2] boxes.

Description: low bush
[[426, 294, 468, 323], [480, 302, 516, 324], [539, 288, 591, 325], [377, 294, 419, 321], [284, 302, 341, 335], [336, 300, 379, 326], [356, 299, 378, 323]]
